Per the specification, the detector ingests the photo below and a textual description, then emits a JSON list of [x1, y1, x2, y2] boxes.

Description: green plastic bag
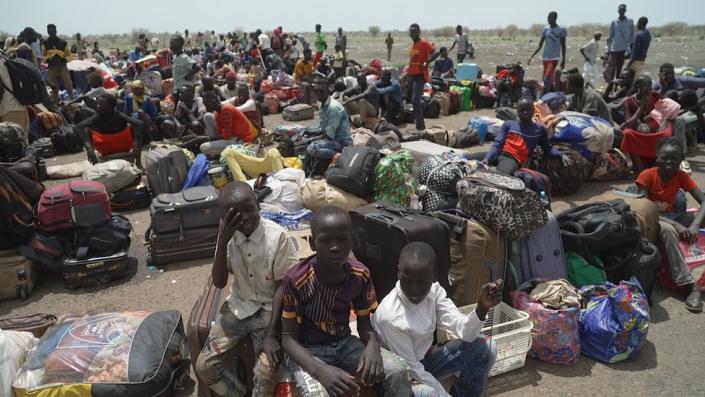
[[566, 251, 606, 288]]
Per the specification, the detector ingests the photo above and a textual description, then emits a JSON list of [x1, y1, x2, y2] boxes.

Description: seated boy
[[281, 206, 412, 396], [307, 78, 353, 161], [483, 96, 561, 175], [432, 47, 454, 79], [76, 92, 144, 167], [195, 181, 299, 396], [373, 242, 499, 397], [635, 137, 704, 312], [200, 91, 258, 158]]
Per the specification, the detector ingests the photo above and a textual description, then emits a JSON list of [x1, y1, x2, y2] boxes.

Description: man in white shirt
[[195, 181, 299, 397], [257, 29, 270, 51], [580, 31, 602, 89], [372, 242, 501, 397], [449, 25, 471, 63]]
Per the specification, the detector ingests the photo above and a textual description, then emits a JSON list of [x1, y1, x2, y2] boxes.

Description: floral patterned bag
[[579, 278, 650, 363], [372, 150, 418, 207], [511, 280, 581, 365]]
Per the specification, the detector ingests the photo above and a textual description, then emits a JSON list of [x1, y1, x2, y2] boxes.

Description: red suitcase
[[35, 180, 111, 232]]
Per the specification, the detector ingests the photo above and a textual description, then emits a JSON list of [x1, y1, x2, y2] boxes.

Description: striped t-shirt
[[282, 256, 378, 346]]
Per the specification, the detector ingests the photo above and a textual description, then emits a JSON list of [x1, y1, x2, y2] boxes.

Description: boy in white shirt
[[372, 242, 501, 397]]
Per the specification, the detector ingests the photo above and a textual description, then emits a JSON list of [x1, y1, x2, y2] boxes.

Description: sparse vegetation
[[368, 26, 380, 38]]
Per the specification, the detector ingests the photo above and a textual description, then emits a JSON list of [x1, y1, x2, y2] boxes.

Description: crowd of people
[[2, 4, 705, 397]]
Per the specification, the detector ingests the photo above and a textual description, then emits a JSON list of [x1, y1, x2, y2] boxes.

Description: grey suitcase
[[150, 186, 222, 234], [144, 144, 189, 195], [507, 210, 566, 289], [282, 104, 315, 121], [400, 140, 463, 164], [148, 226, 219, 265]]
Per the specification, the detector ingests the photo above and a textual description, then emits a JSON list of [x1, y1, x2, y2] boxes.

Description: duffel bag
[[83, 159, 142, 194], [589, 148, 632, 181], [49, 125, 83, 154], [302, 179, 368, 212], [537, 144, 593, 196], [557, 199, 641, 264], [110, 184, 152, 212], [417, 155, 465, 212], [325, 146, 380, 198], [600, 238, 660, 300], [73, 214, 132, 259], [35, 180, 111, 232], [12, 311, 189, 396], [513, 168, 551, 204], [579, 279, 650, 363], [512, 279, 581, 365], [457, 170, 548, 240]]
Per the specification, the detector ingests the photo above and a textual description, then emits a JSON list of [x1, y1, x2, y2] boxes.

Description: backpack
[[0, 167, 36, 249], [0, 122, 26, 162], [325, 146, 381, 198], [271, 34, 282, 50], [0, 54, 47, 105], [423, 97, 441, 119]]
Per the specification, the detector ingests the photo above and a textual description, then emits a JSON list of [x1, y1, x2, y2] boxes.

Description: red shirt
[[215, 103, 256, 142], [636, 167, 697, 212], [408, 39, 434, 82]]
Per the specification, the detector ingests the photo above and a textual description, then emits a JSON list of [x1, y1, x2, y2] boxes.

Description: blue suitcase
[[456, 63, 479, 82]]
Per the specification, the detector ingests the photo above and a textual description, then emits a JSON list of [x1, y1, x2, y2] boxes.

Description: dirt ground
[[2, 107, 705, 397]]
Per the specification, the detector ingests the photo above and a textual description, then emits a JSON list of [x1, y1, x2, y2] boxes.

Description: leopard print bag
[[457, 170, 548, 240]]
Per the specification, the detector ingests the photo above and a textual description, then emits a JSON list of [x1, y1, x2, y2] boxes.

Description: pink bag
[[511, 285, 581, 365], [264, 93, 280, 114]]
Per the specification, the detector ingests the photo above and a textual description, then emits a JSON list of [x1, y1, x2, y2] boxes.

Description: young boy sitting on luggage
[[635, 137, 704, 312], [281, 205, 412, 396], [195, 181, 299, 396], [482, 96, 562, 175], [372, 242, 500, 397]]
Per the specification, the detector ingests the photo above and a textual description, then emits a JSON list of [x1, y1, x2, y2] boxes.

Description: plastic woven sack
[[12, 311, 188, 397], [372, 150, 417, 207], [579, 278, 650, 363], [511, 283, 581, 365]]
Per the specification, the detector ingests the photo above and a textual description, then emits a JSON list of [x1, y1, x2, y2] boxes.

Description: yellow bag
[[284, 157, 304, 170], [301, 179, 367, 211]]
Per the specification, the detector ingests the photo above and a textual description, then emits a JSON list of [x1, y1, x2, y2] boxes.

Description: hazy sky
[[1, 0, 704, 35]]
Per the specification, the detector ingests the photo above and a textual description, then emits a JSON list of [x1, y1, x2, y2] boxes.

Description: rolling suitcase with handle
[[507, 210, 566, 291], [0, 249, 38, 300], [187, 275, 255, 397], [350, 202, 451, 299], [144, 144, 189, 195], [282, 103, 315, 121], [433, 210, 507, 307], [147, 226, 219, 265], [150, 185, 222, 234]]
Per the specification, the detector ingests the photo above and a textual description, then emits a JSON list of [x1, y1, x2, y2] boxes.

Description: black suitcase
[[150, 185, 221, 234], [147, 226, 218, 266], [349, 202, 451, 299], [61, 250, 130, 288]]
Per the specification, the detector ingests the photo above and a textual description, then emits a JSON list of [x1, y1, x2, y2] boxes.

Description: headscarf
[[131, 80, 146, 112]]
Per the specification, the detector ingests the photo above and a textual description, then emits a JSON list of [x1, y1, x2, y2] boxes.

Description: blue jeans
[[413, 339, 496, 397], [410, 74, 426, 130], [306, 138, 344, 160], [288, 335, 412, 396]]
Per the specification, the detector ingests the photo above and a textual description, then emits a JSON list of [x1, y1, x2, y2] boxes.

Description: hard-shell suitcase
[[350, 202, 451, 298], [434, 211, 507, 307], [282, 103, 315, 121], [400, 140, 460, 164], [144, 144, 189, 195], [150, 185, 221, 234], [61, 250, 130, 289], [0, 313, 57, 337], [187, 275, 255, 397], [456, 63, 479, 82], [0, 249, 38, 300], [147, 226, 219, 265], [507, 211, 566, 290]]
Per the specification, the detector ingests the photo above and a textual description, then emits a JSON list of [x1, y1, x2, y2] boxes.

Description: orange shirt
[[408, 39, 434, 82], [216, 103, 257, 142], [635, 167, 697, 212]]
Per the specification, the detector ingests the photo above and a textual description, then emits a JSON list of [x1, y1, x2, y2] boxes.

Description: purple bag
[[511, 279, 581, 365]]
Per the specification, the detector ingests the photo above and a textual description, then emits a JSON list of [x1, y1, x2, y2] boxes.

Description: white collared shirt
[[372, 282, 483, 397], [226, 218, 298, 319]]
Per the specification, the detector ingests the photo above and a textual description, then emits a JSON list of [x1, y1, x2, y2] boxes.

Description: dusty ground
[[2, 107, 705, 397]]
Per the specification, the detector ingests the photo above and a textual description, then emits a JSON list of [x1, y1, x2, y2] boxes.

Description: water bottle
[[539, 191, 550, 211]]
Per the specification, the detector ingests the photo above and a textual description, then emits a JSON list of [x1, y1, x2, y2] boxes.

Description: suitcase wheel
[[16, 285, 30, 300]]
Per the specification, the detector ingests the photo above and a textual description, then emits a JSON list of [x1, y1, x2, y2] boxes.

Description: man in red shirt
[[201, 91, 257, 158], [407, 23, 439, 130]]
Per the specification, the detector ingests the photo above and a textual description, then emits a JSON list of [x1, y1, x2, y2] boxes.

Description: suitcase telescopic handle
[[367, 213, 397, 225]]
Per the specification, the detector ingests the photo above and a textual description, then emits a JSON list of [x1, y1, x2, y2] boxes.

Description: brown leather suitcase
[[0, 313, 57, 338], [187, 275, 255, 397], [0, 249, 39, 300]]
